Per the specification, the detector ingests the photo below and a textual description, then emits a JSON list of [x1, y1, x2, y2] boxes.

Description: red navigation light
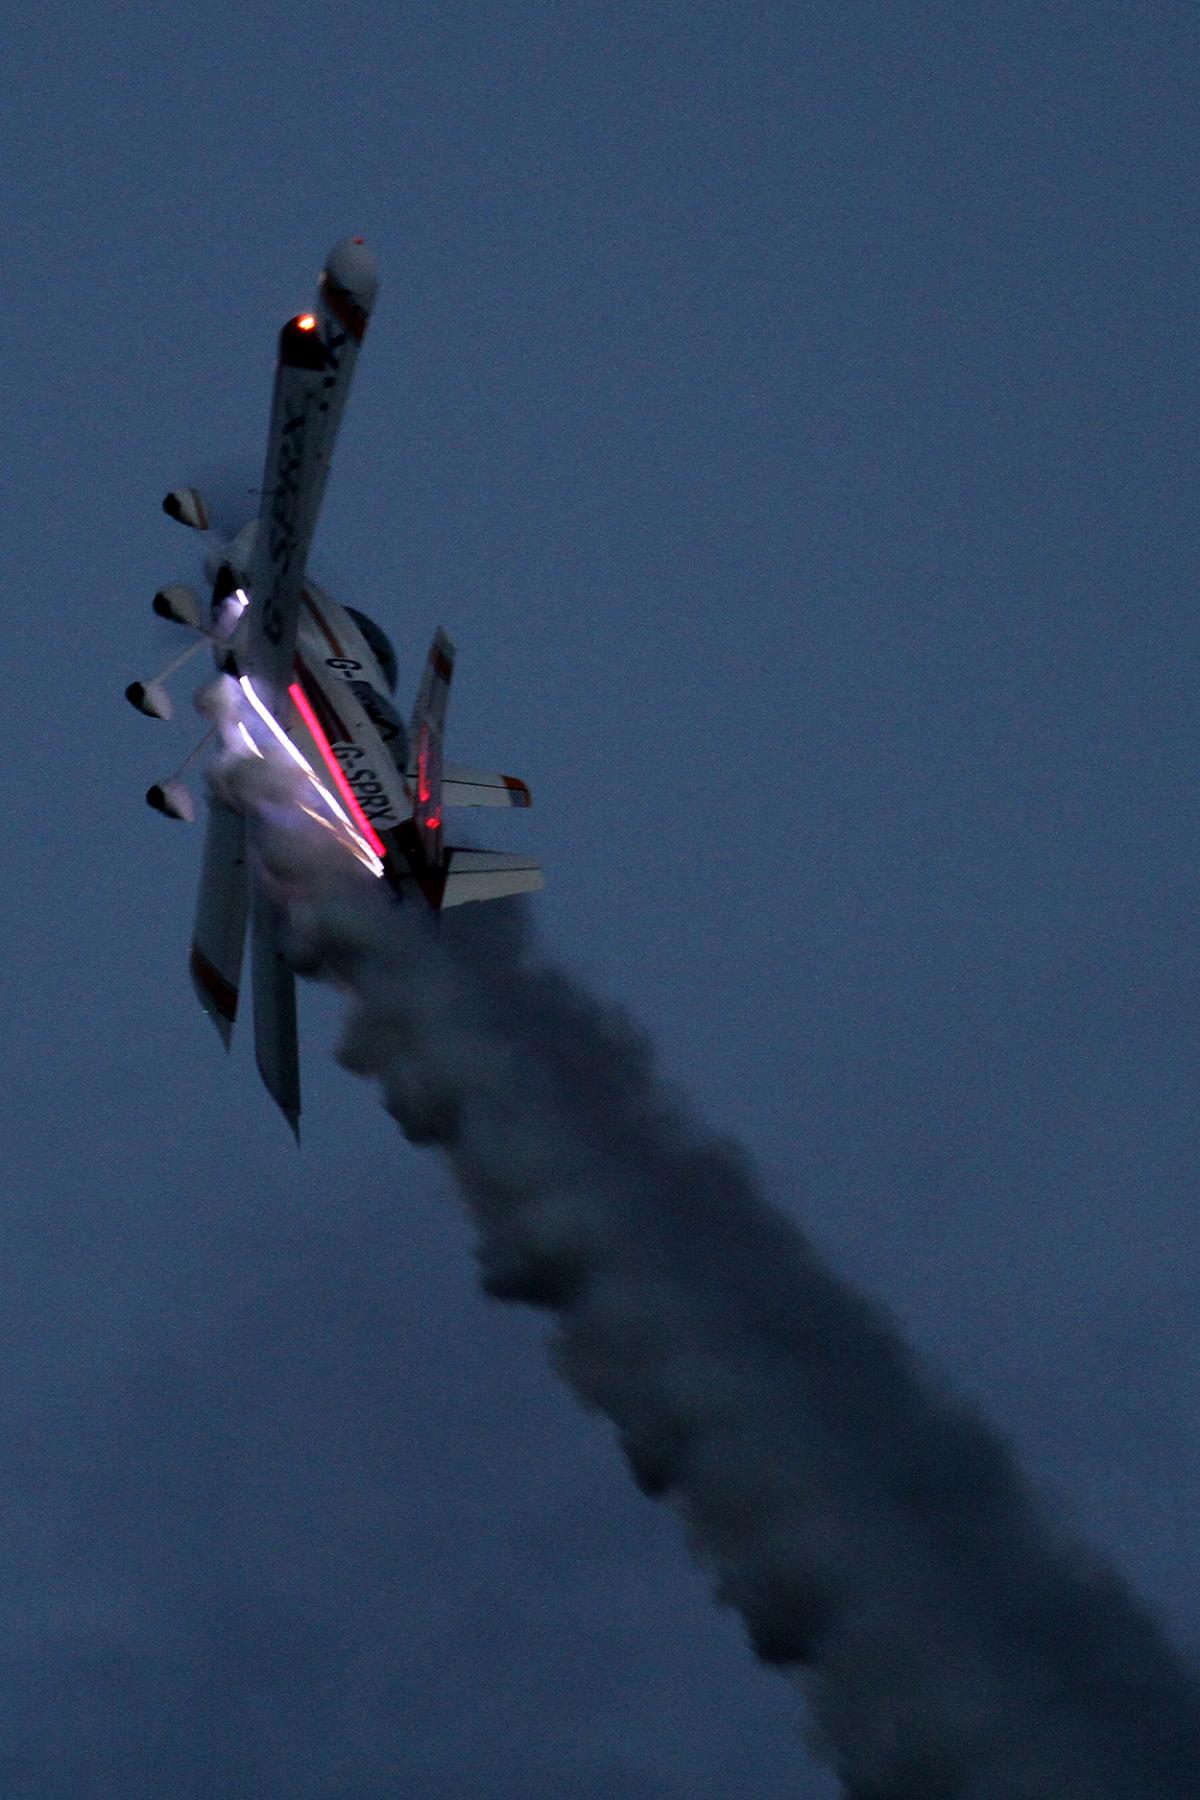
[[296, 313, 317, 331], [417, 728, 431, 805]]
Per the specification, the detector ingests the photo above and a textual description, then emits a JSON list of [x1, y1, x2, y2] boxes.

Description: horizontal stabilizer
[[442, 761, 532, 808], [387, 847, 543, 909]]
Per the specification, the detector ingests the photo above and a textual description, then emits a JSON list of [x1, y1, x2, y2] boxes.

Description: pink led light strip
[[236, 676, 384, 877], [288, 681, 389, 861]]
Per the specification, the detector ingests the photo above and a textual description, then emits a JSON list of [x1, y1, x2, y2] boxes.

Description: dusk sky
[[4, 2, 1199, 1793]]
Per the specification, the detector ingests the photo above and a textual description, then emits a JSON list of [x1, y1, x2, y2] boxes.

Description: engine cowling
[[162, 487, 209, 531], [146, 780, 194, 822], [125, 680, 172, 720], [153, 583, 203, 628]]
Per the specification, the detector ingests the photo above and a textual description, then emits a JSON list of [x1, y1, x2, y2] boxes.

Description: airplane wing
[[307, 239, 376, 531], [189, 796, 250, 1046], [242, 317, 333, 713], [250, 884, 301, 1139], [244, 239, 378, 719], [236, 240, 378, 1133]]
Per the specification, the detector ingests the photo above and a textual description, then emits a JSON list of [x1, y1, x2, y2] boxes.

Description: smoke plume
[[284, 846, 1200, 1799]]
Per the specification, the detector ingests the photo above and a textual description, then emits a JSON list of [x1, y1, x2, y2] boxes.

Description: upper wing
[[244, 240, 379, 717], [305, 238, 377, 532], [243, 317, 337, 713]]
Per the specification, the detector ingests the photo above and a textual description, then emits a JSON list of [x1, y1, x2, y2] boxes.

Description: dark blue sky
[[3, 3, 1198, 1793]]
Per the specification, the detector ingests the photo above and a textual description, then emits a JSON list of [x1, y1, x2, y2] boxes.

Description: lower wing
[[189, 797, 249, 1047]]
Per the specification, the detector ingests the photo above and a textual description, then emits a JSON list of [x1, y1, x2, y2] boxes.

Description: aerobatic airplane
[[128, 236, 541, 1135]]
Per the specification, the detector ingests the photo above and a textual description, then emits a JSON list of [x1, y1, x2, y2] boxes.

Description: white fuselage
[[208, 526, 413, 879]]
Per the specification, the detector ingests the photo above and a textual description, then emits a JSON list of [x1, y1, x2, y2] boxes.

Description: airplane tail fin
[[393, 627, 542, 911], [408, 629, 455, 862]]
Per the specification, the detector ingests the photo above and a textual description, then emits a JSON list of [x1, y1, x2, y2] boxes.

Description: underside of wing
[[439, 848, 543, 907], [190, 798, 249, 1047], [243, 325, 333, 713], [251, 886, 300, 1138]]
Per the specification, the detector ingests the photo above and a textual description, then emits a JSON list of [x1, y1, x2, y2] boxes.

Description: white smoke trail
[[280, 846, 1200, 1799]]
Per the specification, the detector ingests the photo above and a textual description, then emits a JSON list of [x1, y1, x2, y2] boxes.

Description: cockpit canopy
[[346, 607, 399, 694]]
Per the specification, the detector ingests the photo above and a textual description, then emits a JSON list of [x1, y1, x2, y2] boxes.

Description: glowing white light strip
[[298, 803, 343, 840], [237, 676, 384, 878]]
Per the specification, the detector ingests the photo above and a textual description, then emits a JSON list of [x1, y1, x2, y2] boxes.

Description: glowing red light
[[296, 313, 317, 331], [417, 727, 431, 805], [288, 681, 388, 860], [425, 813, 442, 833]]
